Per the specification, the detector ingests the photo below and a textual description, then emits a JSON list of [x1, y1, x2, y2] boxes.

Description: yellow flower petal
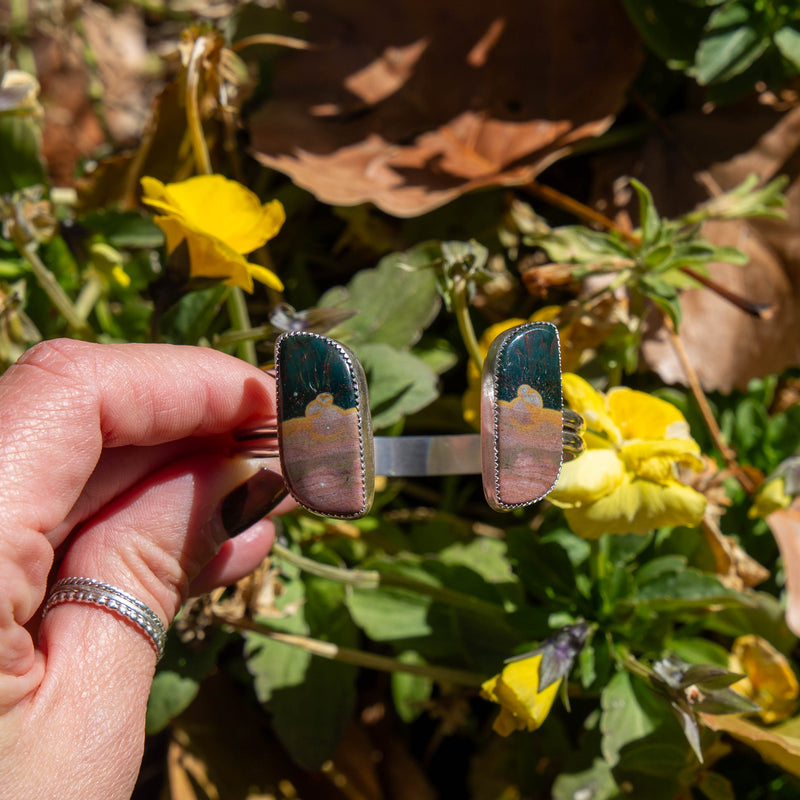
[[481, 654, 561, 736], [619, 439, 704, 483], [550, 449, 626, 506], [143, 175, 285, 255], [562, 477, 707, 538], [607, 387, 690, 441], [155, 216, 284, 293], [562, 373, 620, 444], [730, 635, 799, 724], [749, 477, 792, 519]]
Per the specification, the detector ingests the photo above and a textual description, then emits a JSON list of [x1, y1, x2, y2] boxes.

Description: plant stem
[[213, 611, 485, 686], [271, 542, 507, 618], [453, 274, 483, 370], [662, 315, 756, 493], [16, 238, 93, 338], [73, 273, 104, 323], [185, 35, 213, 176], [225, 286, 257, 365]]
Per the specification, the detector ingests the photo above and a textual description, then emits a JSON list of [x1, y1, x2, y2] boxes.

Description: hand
[[0, 339, 289, 799]]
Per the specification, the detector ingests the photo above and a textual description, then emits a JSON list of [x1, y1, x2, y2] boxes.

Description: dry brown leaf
[[766, 499, 800, 638], [594, 102, 800, 391], [701, 712, 800, 778], [702, 516, 769, 591], [249, 0, 642, 217]]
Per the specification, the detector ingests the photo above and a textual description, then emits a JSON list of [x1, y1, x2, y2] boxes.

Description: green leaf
[[630, 179, 661, 244], [619, 0, 710, 67], [634, 555, 688, 585], [697, 771, 736, 800], [346, 561, 438, 641], [552, 758, 618, 800], [529, 225, 631, 264], [245, 576, 359, 770], [600, 670, 666, 766], [320, 247, 441, 349], [145, 628, 230, 734], [666, 637, 730, 667], [775, 25, 800, 70], [693, 3, 768, 84], [352, 342, 439, 429], [0, 116, 46, 194], [633, 568, 746, 611], [617, 740, 692, 777], [607, 532, 654, 565], [391, 651, 433, 723], [80, 210, 164, 249], [506, 528, 579, 604]]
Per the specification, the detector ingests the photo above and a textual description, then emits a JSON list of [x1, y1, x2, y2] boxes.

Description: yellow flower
[[749, 477, 792, 519], [141, 175, 285, 293], [548, 374, 706, 538], [481, 653, 561, 736], [481, 623, 589, 737], [730, 635, 799, 724]]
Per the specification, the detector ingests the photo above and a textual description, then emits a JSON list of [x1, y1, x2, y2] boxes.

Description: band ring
[[43, 577, 167, 661]]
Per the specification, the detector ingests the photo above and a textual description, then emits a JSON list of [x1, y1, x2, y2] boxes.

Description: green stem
[[214, 612, 485, 686], [225, 286, 257, 365], [271, 542, 507, 618], [73, 274, 104, 323], [212, 324, 271, 350], [16, 239, 93, 338], [453, 274, 483, 370]]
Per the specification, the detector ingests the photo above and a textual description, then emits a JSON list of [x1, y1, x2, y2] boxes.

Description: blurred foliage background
[[4, 0, 800, 797]]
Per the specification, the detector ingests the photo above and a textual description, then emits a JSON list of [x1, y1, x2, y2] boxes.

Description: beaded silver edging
[[43, 577, 167, 661]]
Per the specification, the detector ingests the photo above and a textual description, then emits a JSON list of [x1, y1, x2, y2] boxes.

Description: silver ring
[[43, 577, 167, 661]]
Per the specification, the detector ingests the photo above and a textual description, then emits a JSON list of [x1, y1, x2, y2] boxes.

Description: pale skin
[[0, 339, 288, 799]]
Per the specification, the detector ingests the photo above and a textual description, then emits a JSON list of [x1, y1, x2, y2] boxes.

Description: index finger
[[0, 339, 275, 535]]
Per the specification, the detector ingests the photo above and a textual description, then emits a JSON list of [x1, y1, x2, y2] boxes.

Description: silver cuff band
[[43, 577, 167, 661], [233, 423, 584, 477]]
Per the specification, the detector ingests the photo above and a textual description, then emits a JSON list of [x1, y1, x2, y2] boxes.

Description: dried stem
[[662, 315, 755, 493], [212, 610, 485, 686]]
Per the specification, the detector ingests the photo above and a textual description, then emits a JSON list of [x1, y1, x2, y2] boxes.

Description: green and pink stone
[[276, 332, 374, 518], [481, 321, 564, 511]]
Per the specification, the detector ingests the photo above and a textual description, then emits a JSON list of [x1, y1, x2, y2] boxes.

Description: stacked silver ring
[[43, 577, 167, 661]]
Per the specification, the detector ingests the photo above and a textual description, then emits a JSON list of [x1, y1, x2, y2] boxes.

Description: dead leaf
[[701, 712, 800, 778], [593, 101, 800, 391], [702, 516, 769, 591], [766, 499, 800, 638], [249, 0, 642, 217]]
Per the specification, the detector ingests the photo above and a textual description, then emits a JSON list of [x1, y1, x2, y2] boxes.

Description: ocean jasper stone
[[481, 322, 563, 510], [276, 332, 374, 518]]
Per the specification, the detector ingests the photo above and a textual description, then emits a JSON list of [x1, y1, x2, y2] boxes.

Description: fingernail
[[220, 467, 288, 537]]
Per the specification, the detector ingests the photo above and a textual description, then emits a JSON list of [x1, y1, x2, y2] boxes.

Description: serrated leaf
[[320, 247, 441, 348], [352, 341, 439, 428]]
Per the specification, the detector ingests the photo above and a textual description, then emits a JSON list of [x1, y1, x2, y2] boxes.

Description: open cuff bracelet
[[233, 321, 584, 519]]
